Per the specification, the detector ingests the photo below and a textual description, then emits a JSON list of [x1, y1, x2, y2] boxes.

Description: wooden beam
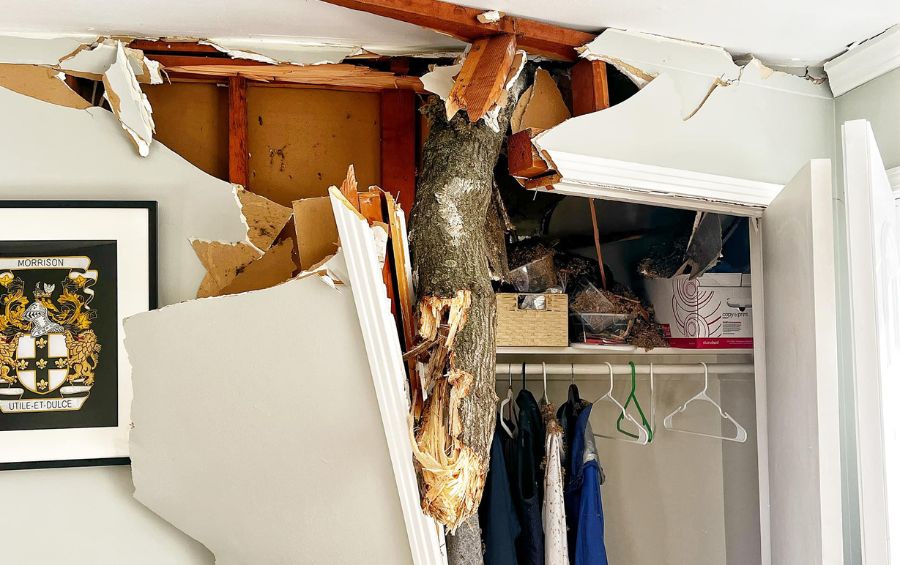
[[447, 34, 517, 122], [161, 62, 425, 92], [146, 55, 262, 68], [228, 76, 249, 187], [507, 128, 549, 178], [571, 59, 610, 115], [380, 89, 417, 219], [318, 0, 595, 61], [128, 40, 222, 54]]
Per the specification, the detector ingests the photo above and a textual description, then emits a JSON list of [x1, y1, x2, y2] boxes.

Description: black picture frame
[[0, 201, 157, 470]]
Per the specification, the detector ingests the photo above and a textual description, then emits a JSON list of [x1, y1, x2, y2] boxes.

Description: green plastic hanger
[[616, 361, 654, 442]]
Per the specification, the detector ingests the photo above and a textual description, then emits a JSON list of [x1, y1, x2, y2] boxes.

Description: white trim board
[[541, 151, 783, 217], [888, 166, 900, 198], [825, 24, 900, 97]]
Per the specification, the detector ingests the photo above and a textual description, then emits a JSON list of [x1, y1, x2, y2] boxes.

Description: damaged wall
[[535, 29, 836, 187], [0, 44, 252, 564]]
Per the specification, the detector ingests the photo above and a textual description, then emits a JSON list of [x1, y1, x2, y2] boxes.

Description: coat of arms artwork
[[0, 202, 155, 469], [0, 244, 116, 427]]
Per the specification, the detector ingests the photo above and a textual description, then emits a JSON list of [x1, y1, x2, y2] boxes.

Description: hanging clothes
[[563, 403, 609, 565], [541, 404, 568, 565], [479, 421, 521, 565], [511, 389, 545, 565]]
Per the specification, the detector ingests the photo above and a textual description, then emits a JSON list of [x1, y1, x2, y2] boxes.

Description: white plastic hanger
[[540, 362, 549, 406], [499, 364, 517, 438], [592, 362, 650, 445], [663, 362, 748, 443]]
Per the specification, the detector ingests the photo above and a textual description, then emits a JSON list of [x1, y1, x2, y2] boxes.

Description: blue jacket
[[564, 403, 609, 565]]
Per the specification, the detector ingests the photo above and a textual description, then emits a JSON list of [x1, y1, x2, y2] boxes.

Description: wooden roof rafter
[[317, 0, 597, 61]]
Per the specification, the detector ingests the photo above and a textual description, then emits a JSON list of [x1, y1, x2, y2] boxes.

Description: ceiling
[[0, 0, 896, 66]]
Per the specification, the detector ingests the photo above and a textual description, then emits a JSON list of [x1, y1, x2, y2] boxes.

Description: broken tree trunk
[[409, 57, 529, 562]]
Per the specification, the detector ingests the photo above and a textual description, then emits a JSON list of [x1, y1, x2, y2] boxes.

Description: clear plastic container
[[570, 312, 634, 343], [507, 254, 557, 293]]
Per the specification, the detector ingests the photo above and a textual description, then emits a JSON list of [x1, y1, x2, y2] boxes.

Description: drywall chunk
[[217, 239, 296, 295], [236, 188, 293, 252], [477, 10, 503, 23], [191, 240, 261, 296], [293, 196, 339, 270], [102, 41, 156, 157], [59, 38, 163, 84], [421, 63, 462, 104], [0, 65, 89, 109], [124, 253, 416, 565], [202, 38, 360, 65], [577, 28, 830, 119], [510, 68, 571, 133]]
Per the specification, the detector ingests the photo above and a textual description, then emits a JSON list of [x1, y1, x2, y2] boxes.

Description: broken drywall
[[235, 188, 293, 251], [0, 84, 247, 306], [534, 29, 835, 186], [202, 38, 361, 65], [124, 253, 415, 565], [103, 41, 156, 157], [578, 29, 829, 119], [0, 64, 89, 109], [59, 38, 163, 84], [510, 67, 570, 133]]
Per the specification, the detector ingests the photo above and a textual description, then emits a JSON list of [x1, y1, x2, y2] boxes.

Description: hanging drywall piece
[[510, 68, 571, 133], [421, 63, 462, 108], [60, 38, 163, 84], [125, 253, 421, 565], [0, 65, 89, 109], [235, 188, 293, 252], [329, 188, 448, 565], [102, 41, 156, 157]]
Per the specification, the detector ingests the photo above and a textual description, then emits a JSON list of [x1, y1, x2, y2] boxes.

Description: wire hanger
[[616, 361, 653, 442], [663, 362, 748, 443], [499, 364, 517, 438], [592, 362, 650, 445]]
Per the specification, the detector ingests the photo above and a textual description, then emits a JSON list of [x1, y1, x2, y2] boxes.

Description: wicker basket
[[496, 293, 568, 347]]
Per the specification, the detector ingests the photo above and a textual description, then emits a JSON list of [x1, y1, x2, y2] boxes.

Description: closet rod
[[494, 363, 754, 379]]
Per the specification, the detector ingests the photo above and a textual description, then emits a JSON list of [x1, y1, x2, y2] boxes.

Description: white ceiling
[[449, 0, 900, 66], [0, 0, 896, 65]]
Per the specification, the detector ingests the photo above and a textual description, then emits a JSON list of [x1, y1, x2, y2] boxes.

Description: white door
[[842, 119, 900, 564], [760, 159, 844, 564]]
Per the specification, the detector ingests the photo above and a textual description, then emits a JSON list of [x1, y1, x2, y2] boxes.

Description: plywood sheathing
[[143, 82, 229, 179], [0, 64, 90, 109], [247, 87, 380, 206], [293, 196, 340, 271]]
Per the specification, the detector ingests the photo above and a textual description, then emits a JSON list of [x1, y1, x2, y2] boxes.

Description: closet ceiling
[[1, 0, 896, 66]]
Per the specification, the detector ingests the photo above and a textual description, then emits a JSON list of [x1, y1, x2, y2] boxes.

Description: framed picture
[[0, 201, 157, 470]]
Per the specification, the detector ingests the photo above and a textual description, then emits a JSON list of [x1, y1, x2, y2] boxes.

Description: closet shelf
[[496, 345, 754, 356]]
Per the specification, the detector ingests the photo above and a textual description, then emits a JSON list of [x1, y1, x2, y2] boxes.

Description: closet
[[482, 153, 843, 565]]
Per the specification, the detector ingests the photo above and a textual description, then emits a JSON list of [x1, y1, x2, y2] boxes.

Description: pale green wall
[[835, 67, 900, 169]]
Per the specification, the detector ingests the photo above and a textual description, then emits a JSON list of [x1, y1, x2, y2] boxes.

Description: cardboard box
[[644, 273, 752, 349]]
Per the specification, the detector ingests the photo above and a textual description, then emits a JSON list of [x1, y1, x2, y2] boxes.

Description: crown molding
[[825, 24, 900, 97], [541, 150, 783, 217]]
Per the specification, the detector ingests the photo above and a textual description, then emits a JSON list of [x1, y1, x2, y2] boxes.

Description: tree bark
[[409, 70, 528, 564]]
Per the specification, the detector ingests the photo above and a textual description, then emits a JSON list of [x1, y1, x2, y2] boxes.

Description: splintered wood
[[447, 34, 517, 122], [406, 290, 483, 530]]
